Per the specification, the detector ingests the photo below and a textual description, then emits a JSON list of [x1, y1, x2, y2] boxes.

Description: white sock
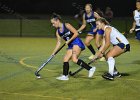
[[113, 66, 118, 74], [107, 57, 115, 76], [113, 71, 118, 75]]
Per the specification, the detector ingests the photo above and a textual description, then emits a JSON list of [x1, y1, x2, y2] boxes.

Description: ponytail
[[96, 17, 110, 25]]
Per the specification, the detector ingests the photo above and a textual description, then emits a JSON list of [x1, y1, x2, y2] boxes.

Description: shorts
[[135, 26, 140, 40], [67, 37, 85, 50], [97, 29, 104, 35], [136, 30, 140, 40], [114, 43, 130, 52], [88, 27, 104, 35]]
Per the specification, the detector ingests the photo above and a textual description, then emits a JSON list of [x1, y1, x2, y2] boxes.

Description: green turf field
[[0, 37, 140, 100]]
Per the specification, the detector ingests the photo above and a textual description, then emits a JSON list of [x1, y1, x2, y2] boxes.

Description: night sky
[[0, 0, 136, 17]]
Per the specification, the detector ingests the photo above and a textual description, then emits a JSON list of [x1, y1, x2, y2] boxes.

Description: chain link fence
[[0, 14, 134, 38]]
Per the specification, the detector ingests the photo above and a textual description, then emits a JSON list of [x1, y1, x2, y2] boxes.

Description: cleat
[[56, 75, 69, 81], [102, 73, 114, 80], [114, 72, 121, 78], [88, 67, 96, 78], [36, 75, 41, 79]]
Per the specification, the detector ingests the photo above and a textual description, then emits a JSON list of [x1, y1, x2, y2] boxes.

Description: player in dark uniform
[[77, 4, 105, 61], [51, 13, 96, 81]]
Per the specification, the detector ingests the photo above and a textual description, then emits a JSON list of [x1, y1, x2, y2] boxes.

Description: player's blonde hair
[[96, 17, 110, 25]]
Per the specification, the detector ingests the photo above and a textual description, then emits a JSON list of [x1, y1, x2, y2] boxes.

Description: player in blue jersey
[[130, 0, 140, 40], [77, 4, 105, 61], [51, 13, 96, 81]]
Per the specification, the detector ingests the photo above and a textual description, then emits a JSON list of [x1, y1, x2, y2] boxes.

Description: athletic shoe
[[114, 72, 121, 78], [99, 57, 106, 61], [36, 75, 41, 79], [102, 73, 114, 80], [88, 67, 96, 77], [88, 55, 95, 60], [56, 75, 69, 81]]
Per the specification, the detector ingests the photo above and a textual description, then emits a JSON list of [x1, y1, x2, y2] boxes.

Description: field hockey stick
[[78, 25, 96, 34], [88, 57, 98, 65], [69, 57, 98, 76], [35, 43, 66, 78], [78, 30, 90, 34]]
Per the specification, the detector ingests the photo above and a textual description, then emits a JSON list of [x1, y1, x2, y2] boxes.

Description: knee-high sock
[[87, 44, 96, 55], [63, 62, 69, 76], [114, 66, 118, 74], [77, 59, 91, 70], [107, 57, 115, 76]]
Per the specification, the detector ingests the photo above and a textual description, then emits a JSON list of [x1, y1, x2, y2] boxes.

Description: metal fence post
[[19, 18, 22, 37]]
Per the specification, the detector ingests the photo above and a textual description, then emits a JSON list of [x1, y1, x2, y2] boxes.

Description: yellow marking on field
[[19, 57, 140, 82], [0, 92, 72, 100], [19, 57, 54, 72]]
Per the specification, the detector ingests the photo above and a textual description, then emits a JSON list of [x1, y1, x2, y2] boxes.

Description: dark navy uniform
[[58, 23, 85, 50], [84, 12, 104, 35]]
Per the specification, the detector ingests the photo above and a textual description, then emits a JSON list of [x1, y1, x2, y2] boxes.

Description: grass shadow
[[132, 60, 140, 65], [120, 73, 130, 76]]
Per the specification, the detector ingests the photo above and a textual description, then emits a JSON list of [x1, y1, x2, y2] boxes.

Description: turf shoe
[[102, 73, 114, 80], [114, 72, 121, 78], [56, 75, 69, 81], [88, 67, 96, 78]]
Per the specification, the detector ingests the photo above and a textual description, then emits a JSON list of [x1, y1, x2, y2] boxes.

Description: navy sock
[[77, 59, 91, 70], [87, 44, 96, 55], [63, 62, 69, 76]]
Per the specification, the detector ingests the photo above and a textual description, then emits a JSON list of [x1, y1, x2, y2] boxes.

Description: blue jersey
[[84, 12, 104, 35], [85, 12, 96, 27], [57, 23, 85, 50]]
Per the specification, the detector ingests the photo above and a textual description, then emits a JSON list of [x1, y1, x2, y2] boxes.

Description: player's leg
[[106, 46, 124, 74], [72, 45, 96, 77], [113, 66, 121, 77], [95, 33, 102, 49], [102, 45, 125, 80], [95, 33, 105, 61], [85, 34, 96, 59], [56, 49, 72, 81]]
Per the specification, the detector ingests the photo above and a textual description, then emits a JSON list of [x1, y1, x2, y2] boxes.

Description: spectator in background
[[104, 7, 113, 22]]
